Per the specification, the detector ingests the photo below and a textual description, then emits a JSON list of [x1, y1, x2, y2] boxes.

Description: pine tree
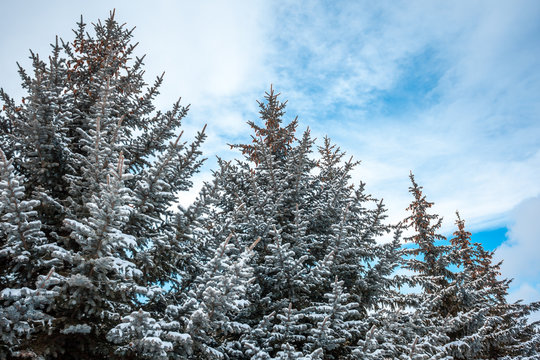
[[107, 309, 174, 360], [403, 173, 452, 293], [0, 150, 46, 287], [400, 178, 540, 359], [187, 87, 399, 358], [396, 173, 457, 358], [186, 87, 314, 308], [352, 226, 411, 360], [0, 11, 204, 359], [3, 10, 538, 360], [438, 212, 540, 359], [183, 236, 256, 359]]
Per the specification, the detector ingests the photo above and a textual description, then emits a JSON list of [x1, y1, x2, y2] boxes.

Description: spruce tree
[[0, 149, 57, 356], [0, 11, 204, 359], [399, 176, 540, 359], [304, 276, 360, 358], [397, 173, 459, 358], [438, 212, 540, 359], [187, 87, 400, 358]]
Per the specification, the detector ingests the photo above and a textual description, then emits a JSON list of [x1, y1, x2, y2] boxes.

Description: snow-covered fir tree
[[0, 11, 204, 359], [396, 175, 540, 359], [186, 87, 401, 358], [0, 149, 57, 357], [440, 212, 540, 359]]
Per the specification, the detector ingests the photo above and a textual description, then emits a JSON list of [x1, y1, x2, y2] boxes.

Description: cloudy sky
[[1, 1, 539, 310]]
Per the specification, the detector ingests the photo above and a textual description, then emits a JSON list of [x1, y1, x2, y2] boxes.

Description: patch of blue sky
[[400, 227, 508, 275], [434, 226, 507, 253], [372, 47, 445, 118], [276, 48, 447, 139], [471, 227, 508, 252]]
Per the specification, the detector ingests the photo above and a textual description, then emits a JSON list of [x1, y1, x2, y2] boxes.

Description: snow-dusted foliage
[[392, 176, 540, 359], [0, 149, 57, 353], [0, 11, 204, 359], [107, 309, 175, 359], [186, 87, 402, 358], [1, 11, 538, 360]]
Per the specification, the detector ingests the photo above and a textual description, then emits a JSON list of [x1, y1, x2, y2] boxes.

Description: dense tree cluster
[[1, 12, 538, 359]]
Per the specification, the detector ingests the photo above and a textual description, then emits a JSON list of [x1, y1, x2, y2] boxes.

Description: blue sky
[[1, 1, 539, 311]]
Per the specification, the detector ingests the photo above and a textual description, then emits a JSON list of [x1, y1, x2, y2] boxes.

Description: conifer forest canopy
[[0, 11, 539, 360]]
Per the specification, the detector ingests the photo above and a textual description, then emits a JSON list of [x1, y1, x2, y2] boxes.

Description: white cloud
[[496, 196, 540, 284], [131, 1, 274, 107], [261, 1, 540, 233], [495, 196, 540, 319], [508, 283, 540, 306]]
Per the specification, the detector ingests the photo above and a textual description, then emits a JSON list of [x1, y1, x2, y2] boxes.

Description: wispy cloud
[[260, 1, 540, 232]]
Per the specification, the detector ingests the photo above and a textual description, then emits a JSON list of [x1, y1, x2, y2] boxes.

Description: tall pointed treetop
[[234, 86, 298, 164]]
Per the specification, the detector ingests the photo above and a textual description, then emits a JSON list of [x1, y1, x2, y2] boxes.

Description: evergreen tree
[[400, 177, 540, 359], [0, 149, 57, 356], [437, 212, 540, 359], [396, 173, 460, 358], [108, 235, 257, 359], [187, 87, 399, 358], [304, 276, 360, 358], [0, 11, 204, 359], [107, 309, 174, 360], [180, 236, 256, 359], [0, 150, 46, 288], [403, 173, 452, 294]]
